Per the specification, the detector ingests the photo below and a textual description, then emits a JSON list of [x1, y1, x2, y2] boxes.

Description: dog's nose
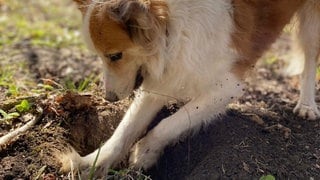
[[105, 91, 119, 102]]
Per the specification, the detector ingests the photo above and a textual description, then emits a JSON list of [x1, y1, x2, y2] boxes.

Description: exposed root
[[0, 106, 43, 150]]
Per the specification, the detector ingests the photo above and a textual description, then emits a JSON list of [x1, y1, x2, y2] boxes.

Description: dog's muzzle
[[105, 69, 143, 102]]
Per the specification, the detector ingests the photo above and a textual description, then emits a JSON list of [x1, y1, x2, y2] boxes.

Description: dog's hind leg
[[293, 1, 320, 120], [129, 76, 243, 169]]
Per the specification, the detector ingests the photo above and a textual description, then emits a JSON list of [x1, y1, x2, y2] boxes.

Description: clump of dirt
[[0, 91, 130, 179], [55, 91, 129, 156]]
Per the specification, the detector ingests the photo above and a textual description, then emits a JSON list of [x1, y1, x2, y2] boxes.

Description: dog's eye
[[106, 52, 123, 62]]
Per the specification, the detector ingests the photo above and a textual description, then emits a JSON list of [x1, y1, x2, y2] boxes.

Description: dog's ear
[[73, 0, 90, 14], [108, 0, 169, 50]]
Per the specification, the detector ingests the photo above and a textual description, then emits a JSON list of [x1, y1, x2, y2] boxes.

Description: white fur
[[293, 1, 320, 120], [61, 0, 320, 178]]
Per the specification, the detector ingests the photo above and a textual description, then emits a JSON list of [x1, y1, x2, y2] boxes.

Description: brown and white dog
[[61, 0, 320, 177]]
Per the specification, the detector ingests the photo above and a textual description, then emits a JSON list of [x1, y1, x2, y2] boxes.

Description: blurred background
[[0, 1, 82, 49], [0, 0, 102, 102]]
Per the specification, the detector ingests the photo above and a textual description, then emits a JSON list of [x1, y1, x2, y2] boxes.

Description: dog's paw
[[294, 103, 320, 120], [129, 138, 161, 170], [56, 147, 87, 173], [56, 147, 110, 178]]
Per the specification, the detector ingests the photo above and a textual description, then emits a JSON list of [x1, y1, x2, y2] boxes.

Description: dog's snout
[[105, 91, 119, 102]]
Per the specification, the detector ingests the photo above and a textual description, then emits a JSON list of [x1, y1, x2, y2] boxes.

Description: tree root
[[0, 106, 43, 150]]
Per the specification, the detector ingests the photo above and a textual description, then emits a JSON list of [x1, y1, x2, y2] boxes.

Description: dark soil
[[150, 79, 320, 179], [0, 37, 319, 180]]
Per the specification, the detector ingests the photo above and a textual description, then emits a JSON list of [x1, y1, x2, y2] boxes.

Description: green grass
[[64, 75, 99, 92], [107, 169, 152, 180], [15, 99, 31, 113], [0, 0, 93, 131], [0, 99, 31, 123], [89, 146, 102, 180], [0, 65, 22, 97], [0, 0, 83, 49], [0, 109, 20, 123], [0, 54, 39, 98], [0, 0, 90, 99], [260, 174, 276, 180]]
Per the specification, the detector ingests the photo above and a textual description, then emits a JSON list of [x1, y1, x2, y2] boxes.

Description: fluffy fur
[[61, 0, 320, 177]]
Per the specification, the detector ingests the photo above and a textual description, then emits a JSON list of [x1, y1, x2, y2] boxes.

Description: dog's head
[[73, 0, 169, 102]]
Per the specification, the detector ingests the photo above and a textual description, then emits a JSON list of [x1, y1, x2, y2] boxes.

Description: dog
[[60, 0, 320, 177]]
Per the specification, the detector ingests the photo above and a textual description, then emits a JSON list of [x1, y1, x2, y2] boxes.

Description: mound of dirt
[[0, 91, 132, 179]]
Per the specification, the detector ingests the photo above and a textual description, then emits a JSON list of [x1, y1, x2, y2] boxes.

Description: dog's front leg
[[61, 92, 166, 177], [129, 89, 240, 169]]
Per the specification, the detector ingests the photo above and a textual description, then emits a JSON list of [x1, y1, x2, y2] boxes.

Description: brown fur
[[89, 6, 134, 55], [105, 0, 169, 51], [86, 0, 169, 52], [231, 0, 306, 78], [73, 0, 90, 14], [86, 0, 168, 73], [89, 6, 136, 72]]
